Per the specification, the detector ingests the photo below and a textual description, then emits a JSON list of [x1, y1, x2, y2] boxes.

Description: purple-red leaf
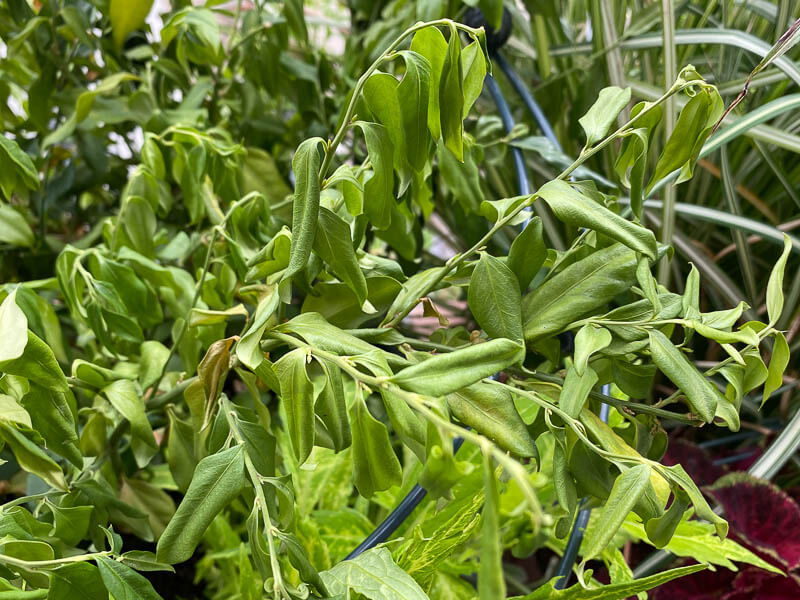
[[662, 438, 727, 486], [707, 473, 800, 570]]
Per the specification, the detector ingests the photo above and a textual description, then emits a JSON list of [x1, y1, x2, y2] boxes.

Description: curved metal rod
[[495, 52, 561, 151]]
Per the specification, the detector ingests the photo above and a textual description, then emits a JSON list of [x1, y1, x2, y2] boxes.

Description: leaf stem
[[221, 396, 290, 600]]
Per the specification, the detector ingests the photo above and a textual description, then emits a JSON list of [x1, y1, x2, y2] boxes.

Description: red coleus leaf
[[662, 438, 727, 486], [651, 560, 736, 600], [707, 473, 800, 570], [722, 568, 800, 600]]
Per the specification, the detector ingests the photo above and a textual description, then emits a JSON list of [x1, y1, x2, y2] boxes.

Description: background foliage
[[0, 0, 799, 599]]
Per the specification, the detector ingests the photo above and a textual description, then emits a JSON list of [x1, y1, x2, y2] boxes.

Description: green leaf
[[95, 555, 163, 600], [354, 122, 394, 230], [285, 137, 324, 281], [468, 253, 523, 342], [0, 137, 38, 191], [156, 445, 246, 564], [379, 386, 427, 461], [560, 365, 599, 419], [109, 0, 155, 50], [583, 464, 651, 560], [647, 86, 723, 190], [766, 234, 792, 326], [320, 547, 428, 600], [313, 207, 368, 306], [49, 562, 107, 600], [0, 289, 28, 362], [447, 382, 536, 457], [522, 244, 638, 343], [648, 330, 721, 423], [397, 51, 432, 172], [0, 394, 30, 428], [103, 379, 157, 468], [275, 348, 316, 464], [315, 360, 352, 453], [579, 86, 631, 146], [439, 27, 465, 160], [348, 389, 402, 498], [364, 72, 406, 178], [410, 26, 448, 140], [0, 331, 69, 393], [536, 180, 657, 259], [763, 331, 789, 406], [389, 338, 524, 396], [0, 421, 67, 491], [513, 564, 705, 599], [461, 41, 486, 118], [480, 455, 505, 599], [573, 325, 612, 376], [0, 204, 35, 248], [20, 385, 81, 468], [507, 216, 546, 292]]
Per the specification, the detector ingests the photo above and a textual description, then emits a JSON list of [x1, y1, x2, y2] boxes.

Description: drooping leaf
[[285, 137, 325, 281], [389, 338, 524, 396], [348, 388, 402, 498], [95, 555, 163, 600], [156, 445, 246, 564], [536, 180, 657, 259], [648, 330, 721, 423], [468, 253, 523, 342], [275, 348, 316, 464], [480, 454, 505, 599], [579, 86, 631, 146]]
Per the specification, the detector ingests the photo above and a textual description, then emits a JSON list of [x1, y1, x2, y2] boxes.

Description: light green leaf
[[397, 50, 432, 172], [583, 464, 651, 560], [96, 555, 163, 600], [763, 331, 789, 406], [49, 562, 107, 600], [579, 86, 631, 146], [320, 547, 428, 600], [439, 26, 465, 161], [285, 137, 325, 281], [275, 348, 316, 464], [447, 382, 536, 457], [507, 216, 546, 292], [0, 331, 69, 393], [354, 122, 394, 230], [0, 204, 35, 248], [390, 339, 524, 397], [648, 330, 721, 423], [0, 289, 28, 362], [103, 379, 157, 468], [766, 234, 792, 326], [156, 445, 246, 564], [522, 244, 637, 343], [0, 137, 39, 190], [0, 421, 67, 491], [349, 389, 402, 498], [314, 207, 368, 306], [468, 253, 523, 342], [461, 41, 486, 118], [410, 26, 448, 140], [560, 365, 599, 419], [536, 180, 657, 259], [109, 0, 155, 50], [574, 325, 612, 376]]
